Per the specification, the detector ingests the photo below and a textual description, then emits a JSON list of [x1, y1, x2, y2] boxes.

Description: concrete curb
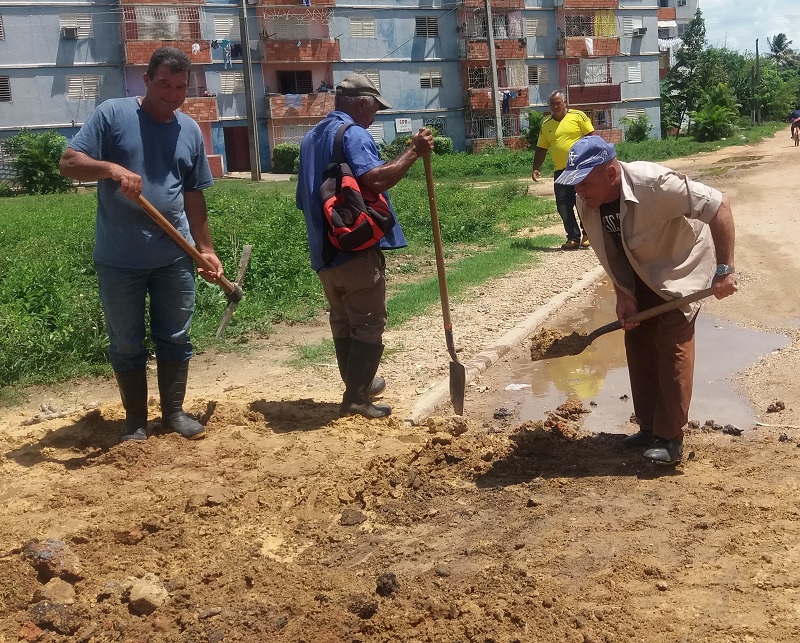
[[405, 265, 606, 425]]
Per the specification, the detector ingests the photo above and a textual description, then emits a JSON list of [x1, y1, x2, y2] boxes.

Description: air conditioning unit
[[61, 26, 79, 39], [633, 27, 647, 36]]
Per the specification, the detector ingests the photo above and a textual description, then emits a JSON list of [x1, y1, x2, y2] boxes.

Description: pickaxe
[[136, 195, 252, 338]]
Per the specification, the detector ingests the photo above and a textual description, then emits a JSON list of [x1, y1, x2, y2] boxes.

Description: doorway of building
[[224, 126, 251, 173]]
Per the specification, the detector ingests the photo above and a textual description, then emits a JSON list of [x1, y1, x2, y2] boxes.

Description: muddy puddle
[[473, 280, 789, 434]]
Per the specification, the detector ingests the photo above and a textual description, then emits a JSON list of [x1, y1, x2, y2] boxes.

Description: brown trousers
[[318, 247, 387, 345], [624, 280, 697, 441]]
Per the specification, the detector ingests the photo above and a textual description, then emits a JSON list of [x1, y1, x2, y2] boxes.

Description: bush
[[523, 109, 544, 148], [2, 129, 73, 195], [621, 114, 652, 143], [0, 181, 14, 198], [379, 135, 412, 161], [433, 136, 453, 155], [272, 143, 300, 174]]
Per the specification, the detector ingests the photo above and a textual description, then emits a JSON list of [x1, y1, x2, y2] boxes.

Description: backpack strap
[[332, 122, 356, 164]]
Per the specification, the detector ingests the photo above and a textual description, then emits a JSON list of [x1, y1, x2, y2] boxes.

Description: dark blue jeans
[[95, 256, 195, 372], [553, 169, 584, 242]]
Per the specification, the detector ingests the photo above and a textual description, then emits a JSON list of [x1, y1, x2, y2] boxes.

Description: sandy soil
[[2, 130, 800, 643]]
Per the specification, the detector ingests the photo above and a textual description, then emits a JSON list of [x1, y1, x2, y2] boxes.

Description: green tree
[[3, 129, 73, 195], [691, 83, 739, 142], [620, 113, 652, 142], [755, 62, 800, 121], [523, 109, 544, 149], [767, 33, 800, 70], [664, 9, 707, 137]]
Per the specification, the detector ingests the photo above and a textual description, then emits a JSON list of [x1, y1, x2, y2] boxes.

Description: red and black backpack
[[320, 123, 395, 253]]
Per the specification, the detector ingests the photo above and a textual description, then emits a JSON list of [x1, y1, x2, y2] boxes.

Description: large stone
[[29, 600, 79, 635], [22, 539, 83, 582], [33, 578, 76, 605], [127, 575, 169, 616]]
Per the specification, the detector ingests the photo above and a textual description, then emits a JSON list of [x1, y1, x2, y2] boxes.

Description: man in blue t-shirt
[[296, 73, 433, 419], [59, 47, 224, 442]]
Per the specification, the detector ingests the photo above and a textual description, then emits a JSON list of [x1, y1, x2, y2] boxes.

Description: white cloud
[[701, 0, 800, 53]]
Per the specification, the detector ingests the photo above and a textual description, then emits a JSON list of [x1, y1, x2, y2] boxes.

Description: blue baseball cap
[[555, 135, 617, 185]]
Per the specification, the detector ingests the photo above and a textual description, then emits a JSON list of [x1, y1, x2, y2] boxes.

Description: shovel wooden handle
[[135, 194, 241, 302], [588, 286, 716, 340]]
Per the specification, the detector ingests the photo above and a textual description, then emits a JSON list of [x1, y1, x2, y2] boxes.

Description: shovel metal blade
[[449, 360, 466, 415]]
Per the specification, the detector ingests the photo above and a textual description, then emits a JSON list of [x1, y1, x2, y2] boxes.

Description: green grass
[[0, 122, 784, 393]]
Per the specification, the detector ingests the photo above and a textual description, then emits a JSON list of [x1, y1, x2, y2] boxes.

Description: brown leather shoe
[[561, 239, 580, 250]]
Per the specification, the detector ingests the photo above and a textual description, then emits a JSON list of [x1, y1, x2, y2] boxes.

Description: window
[[628, 62, 642, 83], [586, 108, 611, 129], [0, 76, 10, 102], [626, 107, 646, 119], [565, 14, 593, 37], [528, 65, 549, 85], [272, 17, 308, 40], [622, 16, 644, 36], [133, 7, 200, 40], [415, 16, 438, 38], [677, 23, 687, 36], [67, 75, 99, 99], [469, 67, 491, 89], [60, 14, 93, 38], [424, 117, 447, 136], [350, 17, 376, 38], [526, 18, 547, 37], [0, 15, 4, 40], [220, 71, 245, 94], [420, 68, 442, 89], [658, 28, 669, 39], [568, 58, 611, 85], [214, 15, 240, 40], [281, 124, 315, 144], [367, 122, 384, 143], [277, 70, 313, 94], [360, 70, 380, 91], [658, 0, 670, 6]]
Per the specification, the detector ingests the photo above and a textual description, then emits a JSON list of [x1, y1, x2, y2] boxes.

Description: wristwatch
[[715, 264, 735, 276]]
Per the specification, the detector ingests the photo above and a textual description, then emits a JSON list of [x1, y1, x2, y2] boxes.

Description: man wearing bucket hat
[[296, 73, 433, 419], [556, 135, 738, 465]]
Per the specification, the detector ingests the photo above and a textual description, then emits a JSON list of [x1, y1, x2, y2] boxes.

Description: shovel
[[135, 195, 250, 337], [531, 286, 716, 361], [422, 152, 467, 415]]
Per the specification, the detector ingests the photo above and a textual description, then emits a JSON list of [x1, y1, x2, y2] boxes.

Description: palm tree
[[767, 33, 799, 69]]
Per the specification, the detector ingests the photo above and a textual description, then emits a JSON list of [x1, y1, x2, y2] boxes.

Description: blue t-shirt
[[68, 97, 214, 269], [296, 111, 407, 272]]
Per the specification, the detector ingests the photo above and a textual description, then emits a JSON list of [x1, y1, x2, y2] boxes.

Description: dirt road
[[1, 130, 799, 642]]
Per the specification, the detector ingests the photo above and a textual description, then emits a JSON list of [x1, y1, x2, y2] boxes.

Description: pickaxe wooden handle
[[135, 194, 243, 305]]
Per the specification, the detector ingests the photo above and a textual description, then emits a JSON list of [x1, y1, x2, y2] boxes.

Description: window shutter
[[67, 75, 99, 99], [526, 18, 546, 37], [362, 70, 380, 91], [0, 15, 4, 40], [420, 68, 443, 89], [626, 107, 646, 119], [528, 65, 549, 85], [60, 14, 93, 38], [628, 62, 642, 83], [350, 17, 376, 38], [415, 16, 438, 38], [214, 15, 240, 40], [367, 123, 384, 143], [0, 76, 10, 102], [622, 16, 643, 35], [220, 71, 245, 94]]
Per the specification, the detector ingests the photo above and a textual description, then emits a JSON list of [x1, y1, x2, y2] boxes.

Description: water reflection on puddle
[[500, 281, 789, 433]]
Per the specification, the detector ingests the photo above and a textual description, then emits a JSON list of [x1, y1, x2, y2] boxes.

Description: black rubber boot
[[157, 361, 206, 439], [339, 341, 392, 419], [333, 337, 385, 397], [114, 368, 148, 441]]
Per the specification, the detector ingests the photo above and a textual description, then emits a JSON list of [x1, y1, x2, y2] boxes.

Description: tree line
[[661, 9, 800, 141]]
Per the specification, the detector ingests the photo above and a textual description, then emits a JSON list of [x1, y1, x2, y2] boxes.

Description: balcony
[[561, 0, 619, 8], [565, 37, 620, 57], [658, 7, 677, 20], [180, 96, 219, 123], [567, 84, 621, 104], [463, 38, 528, 61], [465, 86, 529, 111], [266, 92, 335, 118], [125, 40, 212, 65], [258, 0, 336, 7], [261, 39, 340, 64], [460, 0, 524, 9]]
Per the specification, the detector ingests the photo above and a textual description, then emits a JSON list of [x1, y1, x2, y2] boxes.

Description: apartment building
[[658, 0, 698, 79], [0, 0, 668, 174]]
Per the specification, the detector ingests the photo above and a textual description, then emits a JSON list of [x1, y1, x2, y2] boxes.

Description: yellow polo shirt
[[536, 110, 594, 171]]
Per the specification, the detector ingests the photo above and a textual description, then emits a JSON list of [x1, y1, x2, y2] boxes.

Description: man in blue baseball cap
[[556, 135, 739, 465]]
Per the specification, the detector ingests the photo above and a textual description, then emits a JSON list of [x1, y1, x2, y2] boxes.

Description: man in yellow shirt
[[531, 91, 595, 249]]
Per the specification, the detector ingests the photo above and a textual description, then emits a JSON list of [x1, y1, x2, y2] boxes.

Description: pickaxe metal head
[[216, 244, 253, 338]]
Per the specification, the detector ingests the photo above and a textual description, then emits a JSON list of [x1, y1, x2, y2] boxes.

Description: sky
[[700, 0, 800, 53]]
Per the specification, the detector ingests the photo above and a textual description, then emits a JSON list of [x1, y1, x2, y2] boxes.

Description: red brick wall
[[125, 41, 212, 65], [595, 129, 622, 144], [466, 38, 528, 60], [119, 0, 205, 4], [180, 97, 219, 123], [472, 137, 527, 152], [566, 37, 619, 57], [468, 87, 529, 111], [262, 39, 339, 63], [461, 0, 523, 9], [658, 7, 676, 20], [568, 84, 621, 103], [207, 154, 224, 178]]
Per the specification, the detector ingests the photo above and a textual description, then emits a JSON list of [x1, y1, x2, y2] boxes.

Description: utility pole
[[239, 0, 261, 181], [755, 38, 761, 124], [483, 0, 504, 147]]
